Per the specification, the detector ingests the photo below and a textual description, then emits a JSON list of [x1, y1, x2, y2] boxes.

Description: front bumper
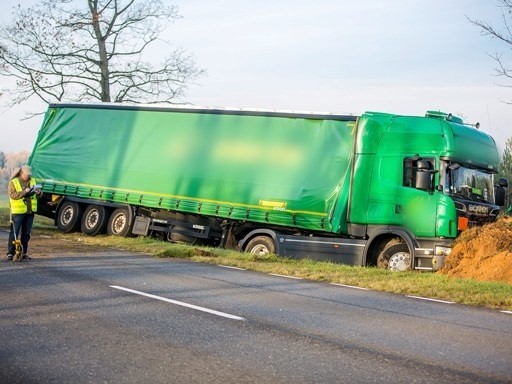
[[414, 239, 453, 271]]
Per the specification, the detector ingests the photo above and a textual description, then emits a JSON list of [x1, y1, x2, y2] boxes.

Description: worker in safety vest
[[7, 165, 42, 261]]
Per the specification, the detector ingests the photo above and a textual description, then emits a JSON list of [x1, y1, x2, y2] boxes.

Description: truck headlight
[[435, 246, 452, 256]]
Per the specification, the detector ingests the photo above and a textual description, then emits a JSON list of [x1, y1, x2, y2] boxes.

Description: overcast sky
[[0, 0, 510, 153]]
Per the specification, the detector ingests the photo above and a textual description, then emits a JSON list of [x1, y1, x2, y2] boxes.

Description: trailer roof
[[48, 102, 358, 121]]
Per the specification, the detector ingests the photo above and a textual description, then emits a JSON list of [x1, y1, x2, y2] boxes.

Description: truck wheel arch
[[238, 229, 279, 253], [364, 227, 417, 267]]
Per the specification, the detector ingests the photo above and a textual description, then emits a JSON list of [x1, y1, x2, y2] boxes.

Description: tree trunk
[[90, 0, 111, 102]]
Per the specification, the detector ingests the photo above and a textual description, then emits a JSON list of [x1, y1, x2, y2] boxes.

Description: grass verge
[[0, 197, 54, 231], [1, 200, 511, 310]]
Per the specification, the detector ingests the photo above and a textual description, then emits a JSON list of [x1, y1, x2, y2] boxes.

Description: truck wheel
[[81, 205, 109, 236], [245, 236, 276, 255], [377, 243, 411, 271], [107, 208, 133, 237], [56, 201, 82, 233]]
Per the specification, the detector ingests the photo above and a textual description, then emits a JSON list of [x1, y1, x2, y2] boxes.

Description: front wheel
[[377, 243, 411, 271], [245, 236, 276, 255]]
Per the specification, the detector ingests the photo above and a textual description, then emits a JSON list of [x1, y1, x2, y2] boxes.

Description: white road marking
[[269, 273, 303, 280], [39, 235, 52, 238], [217, 265, 246, 271], [110, 285, 245, 321], [330, 283, 370, 291], [500, 310, 512, 315], [406, 295, 455, 304]]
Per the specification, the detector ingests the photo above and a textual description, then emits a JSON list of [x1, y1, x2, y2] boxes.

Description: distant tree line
[[0, 151, 30, 192], [499, 137, 512, 182], [499, 137, 512, 210]]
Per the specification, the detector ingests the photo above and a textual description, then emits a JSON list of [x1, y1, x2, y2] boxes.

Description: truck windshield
[[445, 163, 494, 204]]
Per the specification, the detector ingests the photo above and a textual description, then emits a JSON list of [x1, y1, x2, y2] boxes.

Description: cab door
[[399, 157, 439, 238]]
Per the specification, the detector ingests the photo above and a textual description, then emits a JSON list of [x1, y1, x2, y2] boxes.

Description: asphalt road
[[1, 234, 511, 383]]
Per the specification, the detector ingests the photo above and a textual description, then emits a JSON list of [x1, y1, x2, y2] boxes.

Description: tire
[[107, 207, 133, 237], [81, 205, 109, 236], [377, 242, 411, 271], [56, 201, 82, 233], [167, 232, 198, 245], [245, 235, 276, 255]]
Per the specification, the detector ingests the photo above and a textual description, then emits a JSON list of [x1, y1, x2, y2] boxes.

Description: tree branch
[[0, 0, 202, 108]]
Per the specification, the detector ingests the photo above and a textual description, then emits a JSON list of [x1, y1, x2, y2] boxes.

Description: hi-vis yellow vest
[[10, 178, 37, 214]]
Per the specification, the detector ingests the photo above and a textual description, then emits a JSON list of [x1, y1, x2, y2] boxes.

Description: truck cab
[[349, 110, 501, 271]]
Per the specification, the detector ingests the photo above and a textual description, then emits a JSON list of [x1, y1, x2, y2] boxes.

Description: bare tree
[[468, 0, 512, 100], [0, 0, 203, 105]]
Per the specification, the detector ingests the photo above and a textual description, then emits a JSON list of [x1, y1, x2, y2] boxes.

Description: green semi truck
[[29, 103, 507, 271]]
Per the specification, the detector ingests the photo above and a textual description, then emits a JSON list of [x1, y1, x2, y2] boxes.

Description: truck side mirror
[[498, 177, 509, 188], [495, 178, 509, 206], [495, 186, 506, 206], [415, 160, 435, 191], [416, 171, 433, 191]]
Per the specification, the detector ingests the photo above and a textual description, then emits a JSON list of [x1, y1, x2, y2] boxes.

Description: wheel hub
[[388, 252, 411, 272], [113, 214, 126, 234], [86, 210, 99, 229], [250, 244, 269, 256], [62, 207, 73, 225]]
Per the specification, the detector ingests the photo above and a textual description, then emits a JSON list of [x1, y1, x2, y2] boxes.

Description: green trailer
[[29, 103, 505, 271]]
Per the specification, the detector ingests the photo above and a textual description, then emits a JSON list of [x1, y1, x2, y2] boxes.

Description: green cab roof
[[360, 110, 499, 171]]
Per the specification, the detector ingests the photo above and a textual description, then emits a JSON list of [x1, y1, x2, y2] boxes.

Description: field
[[1, 194, 511, 310]]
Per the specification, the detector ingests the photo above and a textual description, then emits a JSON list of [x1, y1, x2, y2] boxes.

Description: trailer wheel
[[245, 236, 276, 255], [377, 242, 411, 271], [107, 208, 133, 237], [56, 201, 82, 233], [81, 205, 109, 236]]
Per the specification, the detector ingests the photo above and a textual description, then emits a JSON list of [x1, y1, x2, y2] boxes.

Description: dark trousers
[[7, 213, 34, 255]]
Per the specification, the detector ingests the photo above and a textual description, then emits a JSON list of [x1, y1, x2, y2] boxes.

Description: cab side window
[[403, 159, 416, 187]]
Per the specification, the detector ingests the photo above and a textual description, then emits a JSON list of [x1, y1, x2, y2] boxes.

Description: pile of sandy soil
[[439, 216, 512, 283]]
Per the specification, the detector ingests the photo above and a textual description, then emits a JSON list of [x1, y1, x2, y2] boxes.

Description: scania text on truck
[[29, 103, 507, 271]]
